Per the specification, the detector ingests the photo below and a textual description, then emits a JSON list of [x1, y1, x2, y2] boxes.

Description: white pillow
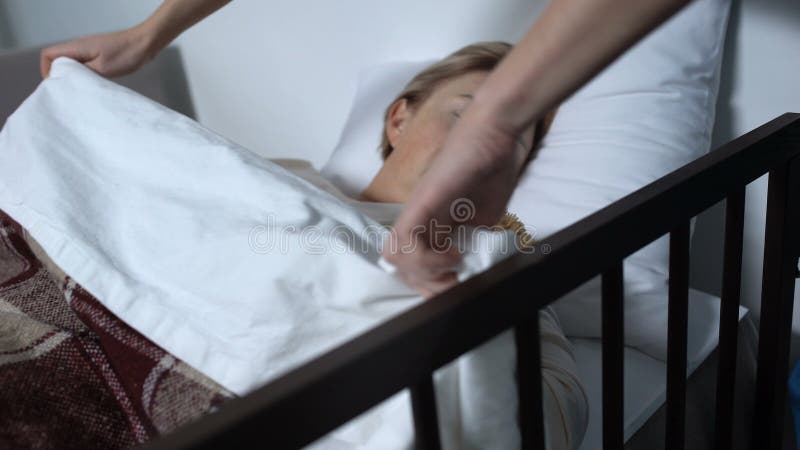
[[321, 0, 731, 361]]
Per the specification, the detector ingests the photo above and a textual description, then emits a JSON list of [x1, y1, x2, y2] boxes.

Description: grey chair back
[[0, 45, 196, 127]]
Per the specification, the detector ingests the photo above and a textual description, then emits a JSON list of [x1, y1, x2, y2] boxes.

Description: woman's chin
[[358, 184, 407, 204]]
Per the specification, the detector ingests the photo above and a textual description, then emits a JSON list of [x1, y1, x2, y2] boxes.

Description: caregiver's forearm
[[139, 0, 232, 57], [472, 0, 691, 142], [39, 0, 232, 78]]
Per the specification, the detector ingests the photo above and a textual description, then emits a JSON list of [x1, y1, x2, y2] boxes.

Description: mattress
[[573, 287, 748, 449]]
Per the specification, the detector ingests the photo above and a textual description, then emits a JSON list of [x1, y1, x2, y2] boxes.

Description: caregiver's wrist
[[137, 4, 188, 59], [473, 78, 543, 132], [131, 21, 168, 62], [463, 95, 533, 168]]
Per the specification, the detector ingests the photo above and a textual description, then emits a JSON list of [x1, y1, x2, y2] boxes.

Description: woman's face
[[361, 71, 536, 203]]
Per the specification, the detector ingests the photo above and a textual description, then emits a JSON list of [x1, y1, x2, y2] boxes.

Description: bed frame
[[144, 113, 800, 450]]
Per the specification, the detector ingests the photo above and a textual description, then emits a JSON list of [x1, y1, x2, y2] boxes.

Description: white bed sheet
[[574, 288, 747, 449]]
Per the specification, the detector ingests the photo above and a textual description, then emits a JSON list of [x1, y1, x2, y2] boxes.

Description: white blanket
[[0, 57, 586, 449]]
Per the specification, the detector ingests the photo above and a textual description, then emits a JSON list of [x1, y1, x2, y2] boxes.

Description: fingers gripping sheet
[[0, 58, 587, 449]]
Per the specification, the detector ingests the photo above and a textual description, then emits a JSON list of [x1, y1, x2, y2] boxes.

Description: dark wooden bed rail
[[143, 113, 800, 450]]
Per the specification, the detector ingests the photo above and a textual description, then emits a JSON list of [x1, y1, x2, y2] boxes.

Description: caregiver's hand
[[384, 0, 692, 297], [383, 105, 528, 298], [41, 26, 156, 79]]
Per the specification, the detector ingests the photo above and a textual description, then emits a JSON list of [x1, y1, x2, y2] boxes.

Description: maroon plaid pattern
[[0, 211, 232, 449]]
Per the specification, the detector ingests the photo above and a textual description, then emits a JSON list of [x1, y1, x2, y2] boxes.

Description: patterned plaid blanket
[[0, 211, 233, 449]]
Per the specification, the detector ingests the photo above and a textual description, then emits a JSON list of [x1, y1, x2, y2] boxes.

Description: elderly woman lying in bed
[[14, 42, 585, 450], [354, 41, 585, 450]]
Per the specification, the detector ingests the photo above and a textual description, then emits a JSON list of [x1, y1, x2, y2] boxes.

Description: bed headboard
[[0, 45, 195, 127]]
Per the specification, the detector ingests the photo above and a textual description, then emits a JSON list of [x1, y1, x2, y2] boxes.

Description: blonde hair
[[380, 41, 555, 162]]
